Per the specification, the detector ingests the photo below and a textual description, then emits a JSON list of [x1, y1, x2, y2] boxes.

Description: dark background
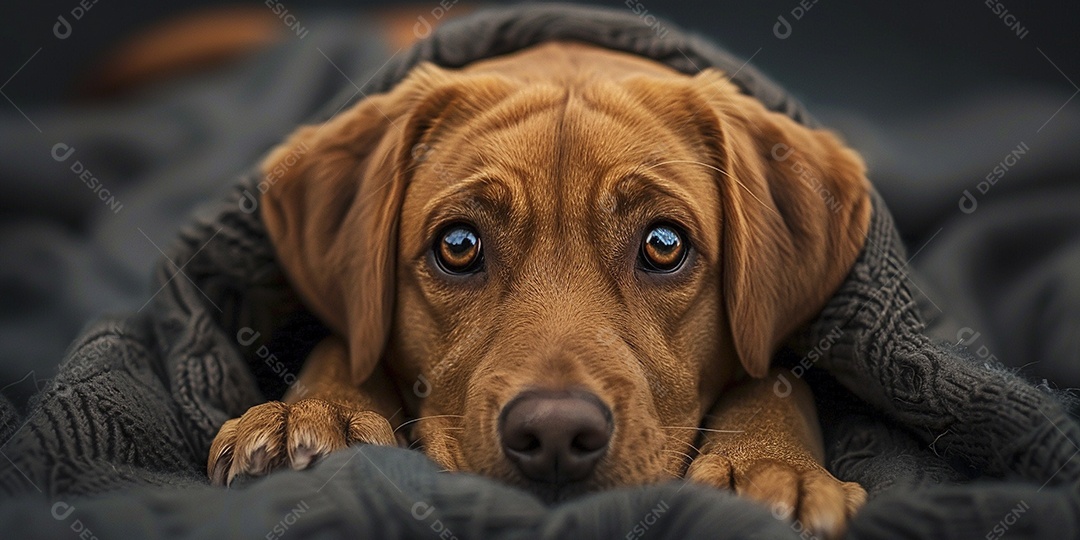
[[2, 1, 1077, 113]]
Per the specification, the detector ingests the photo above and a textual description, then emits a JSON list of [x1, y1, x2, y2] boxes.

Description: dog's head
[[261, 43, 869, 501]]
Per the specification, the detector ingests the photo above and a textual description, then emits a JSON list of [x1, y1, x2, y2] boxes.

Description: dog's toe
[[843, 480, 868, 516], [792, 466, 851, 539], [207, 399, 399, 485], [226, 401, 289, 484], [207, 417, 239, 486], [285, 399, 349, 469], [684, 453, 734, 489], [686, 454, 864, 540], [346, 410, 396, 446], [737, 459, 801, 521]]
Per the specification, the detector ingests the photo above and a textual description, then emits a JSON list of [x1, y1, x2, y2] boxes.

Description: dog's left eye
[[639, 223, 687, 273], [435, 224, 484, 274]]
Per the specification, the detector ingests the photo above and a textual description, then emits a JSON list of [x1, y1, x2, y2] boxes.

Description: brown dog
[[209, 42, 871, 537]]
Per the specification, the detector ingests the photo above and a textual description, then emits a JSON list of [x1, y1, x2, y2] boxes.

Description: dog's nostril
[[571, 432, 606, 453], [499, 390, 612, 485], [507, 433, 541, 453]]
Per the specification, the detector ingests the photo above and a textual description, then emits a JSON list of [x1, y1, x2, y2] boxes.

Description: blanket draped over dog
[[2, 5, 1078, 538]]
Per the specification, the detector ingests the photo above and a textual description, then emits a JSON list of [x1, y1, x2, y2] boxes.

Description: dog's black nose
[[499, 390, 612, 485]]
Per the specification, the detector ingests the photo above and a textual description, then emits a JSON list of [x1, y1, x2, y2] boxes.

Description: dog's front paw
[[207, 398, 395, 486], [686, 453, 866, 539]]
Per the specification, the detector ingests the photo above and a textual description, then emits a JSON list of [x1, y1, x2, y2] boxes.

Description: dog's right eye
[[435, 224, 484, 274], [639, 223, 687, 273]]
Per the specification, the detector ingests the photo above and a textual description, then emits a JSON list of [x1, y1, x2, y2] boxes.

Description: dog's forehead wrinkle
[[578, 81, 681, 136], [447, 88, 698, 226], [456, 84, 564, 140]]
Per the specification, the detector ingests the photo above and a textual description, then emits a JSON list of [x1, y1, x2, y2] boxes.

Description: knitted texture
[[797, 193, 1080, 487]]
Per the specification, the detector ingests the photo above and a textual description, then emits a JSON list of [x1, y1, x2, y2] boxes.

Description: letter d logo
[[958, 190, 978, 214], [51, 502, 75, 520], [773, 15, 792, 39], [411, 502, 434, 520], [239, 190, 258, 214], [773, 374, 792, 398], [54, 16, 72, 39], [52, 143, 75, 162]]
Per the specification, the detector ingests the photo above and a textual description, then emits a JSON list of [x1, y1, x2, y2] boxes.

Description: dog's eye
[[640, 224, 687, 273], [435, 224, 483, 274]]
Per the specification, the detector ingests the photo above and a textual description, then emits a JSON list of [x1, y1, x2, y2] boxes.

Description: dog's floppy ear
[[693, 71, 872, 378], [259, 64, 453, 384]]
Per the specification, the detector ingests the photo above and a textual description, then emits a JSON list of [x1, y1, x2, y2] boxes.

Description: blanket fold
[[803, 193, 1080, 487]]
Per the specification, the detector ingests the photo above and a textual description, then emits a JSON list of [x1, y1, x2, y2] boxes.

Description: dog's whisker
[[642, 159, 781, 218], [662, 433, 702, 455], [664, 449, 696, 462], [662, 443, 696, 457], [393, 414, 465, 434], [695, 427, 743, 435], [660, 425, 744, 435], [662, 451, 697, 479], [401, 424, 465, 451]]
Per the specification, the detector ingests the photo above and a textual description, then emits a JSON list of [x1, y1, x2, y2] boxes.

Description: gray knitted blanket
[[1, 4, 1077, 538]]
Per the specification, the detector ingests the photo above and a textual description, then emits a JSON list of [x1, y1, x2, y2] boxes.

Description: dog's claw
[[289, 444, 318, 470], [207, 399, 396, 486], [209, 450, 231, 486]]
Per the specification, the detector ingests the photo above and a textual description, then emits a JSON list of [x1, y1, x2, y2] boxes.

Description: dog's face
[[392, 56, 729, 496], [261, 43, 869, 501]]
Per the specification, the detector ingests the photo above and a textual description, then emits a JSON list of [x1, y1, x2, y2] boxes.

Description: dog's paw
[[207, 398, 395, 486], [686, 454, 866, 539]]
